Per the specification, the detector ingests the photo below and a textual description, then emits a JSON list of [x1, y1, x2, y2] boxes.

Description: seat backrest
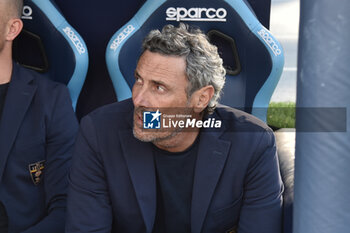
[[275, 129, 295, 233], [105, 0, 284, 122], [53, 0, 271, 119], [13, 0, 88, 110], [54, 0, 146, 118]]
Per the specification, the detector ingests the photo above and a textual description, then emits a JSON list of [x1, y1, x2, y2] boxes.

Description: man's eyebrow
[[135, 70, 169, 87], [151, 80, 167, 87], [134, 71, 141, 78]]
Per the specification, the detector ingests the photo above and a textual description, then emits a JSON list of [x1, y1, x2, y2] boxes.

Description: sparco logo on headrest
[[110, 25, 135, 51], [257, 28, 282, 56], [63, 27, 86, 55], [166, 7, 227, 22]]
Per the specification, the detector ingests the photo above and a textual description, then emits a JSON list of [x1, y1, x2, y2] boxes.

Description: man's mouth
[[134, 112, 143, 127]]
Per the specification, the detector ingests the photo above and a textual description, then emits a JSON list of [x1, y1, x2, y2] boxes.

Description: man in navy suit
[[66, 24, 283, 233], [0, 0, 78, 232]]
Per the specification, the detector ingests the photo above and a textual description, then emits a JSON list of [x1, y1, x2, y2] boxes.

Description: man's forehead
[[137, 51, 186, 76]]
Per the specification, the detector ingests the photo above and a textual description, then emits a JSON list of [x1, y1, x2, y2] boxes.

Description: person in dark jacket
[[66, 24, 283, 233], [0, 0, 78, 232]]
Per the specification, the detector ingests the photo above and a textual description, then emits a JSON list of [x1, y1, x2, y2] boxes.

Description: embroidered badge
[[28, 160, 45, 185], [226, 226, 237, 233]]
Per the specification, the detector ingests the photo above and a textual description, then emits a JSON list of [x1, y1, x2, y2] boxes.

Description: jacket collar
[[119, 125, 156, 233], [0, 62, 37, 182]]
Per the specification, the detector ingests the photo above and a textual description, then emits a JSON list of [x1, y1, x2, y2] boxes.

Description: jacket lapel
[[119, 128, 156, 233], [191, 127, 231, 233], [0, 63, 36, 182], [118, 108, 231, 233]]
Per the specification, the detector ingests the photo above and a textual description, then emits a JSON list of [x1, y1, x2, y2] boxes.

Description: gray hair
[[142, 23, 226, 114]]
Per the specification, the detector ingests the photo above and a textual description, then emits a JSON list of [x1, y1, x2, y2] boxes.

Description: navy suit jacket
[[66, 99, 283, 233], [0, 63, 78, 233]]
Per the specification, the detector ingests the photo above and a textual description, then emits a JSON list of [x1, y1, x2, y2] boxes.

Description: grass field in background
[[267, 102, 296, 128]]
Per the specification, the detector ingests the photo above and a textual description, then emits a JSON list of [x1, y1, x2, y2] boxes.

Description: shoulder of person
[[214, 105, 276, 164], [15, 63, 69, 96], [214, 104, 273, 134], [81, 98, 134, 130]]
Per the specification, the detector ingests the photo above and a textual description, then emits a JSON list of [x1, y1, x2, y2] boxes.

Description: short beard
[[132, 99, 196, 147], [132, 124, 182, 143]]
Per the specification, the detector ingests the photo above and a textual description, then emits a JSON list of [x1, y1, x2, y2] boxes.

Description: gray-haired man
[[66, 24, 283, 233]]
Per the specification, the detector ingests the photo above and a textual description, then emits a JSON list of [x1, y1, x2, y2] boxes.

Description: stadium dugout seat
[[275, 129, 295, 233], [105, 0, 284, 123], [54, 0, 147, 119], [13, 0, 88, 110]]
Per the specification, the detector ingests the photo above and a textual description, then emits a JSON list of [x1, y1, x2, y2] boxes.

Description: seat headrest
[[13, 0, 89, 110], [106, 0, 284, 121]]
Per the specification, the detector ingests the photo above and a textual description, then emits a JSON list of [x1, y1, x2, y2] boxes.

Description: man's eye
[[135, 77, 142, 84], [156, 85, 165, 92]]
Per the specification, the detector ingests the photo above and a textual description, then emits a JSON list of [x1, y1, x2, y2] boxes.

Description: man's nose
[[132, 86, 149, 107]]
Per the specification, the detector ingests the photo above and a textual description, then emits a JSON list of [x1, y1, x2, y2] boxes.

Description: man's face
[[132, 50, 192, 142]]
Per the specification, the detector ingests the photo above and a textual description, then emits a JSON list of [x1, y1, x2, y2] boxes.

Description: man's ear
[[6, 18, 23, 41], [191, 85, 215, 113]]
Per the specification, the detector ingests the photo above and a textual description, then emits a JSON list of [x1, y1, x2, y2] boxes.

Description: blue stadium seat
[[105, 0, 284, 122], [276, 129, 295, 233], [54, 0, 147, 119], [53, 0, 270, 119], [13, 0, 89, 110]]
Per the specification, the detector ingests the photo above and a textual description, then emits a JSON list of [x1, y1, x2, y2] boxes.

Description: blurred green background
[[267, 102, 295, 128]]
